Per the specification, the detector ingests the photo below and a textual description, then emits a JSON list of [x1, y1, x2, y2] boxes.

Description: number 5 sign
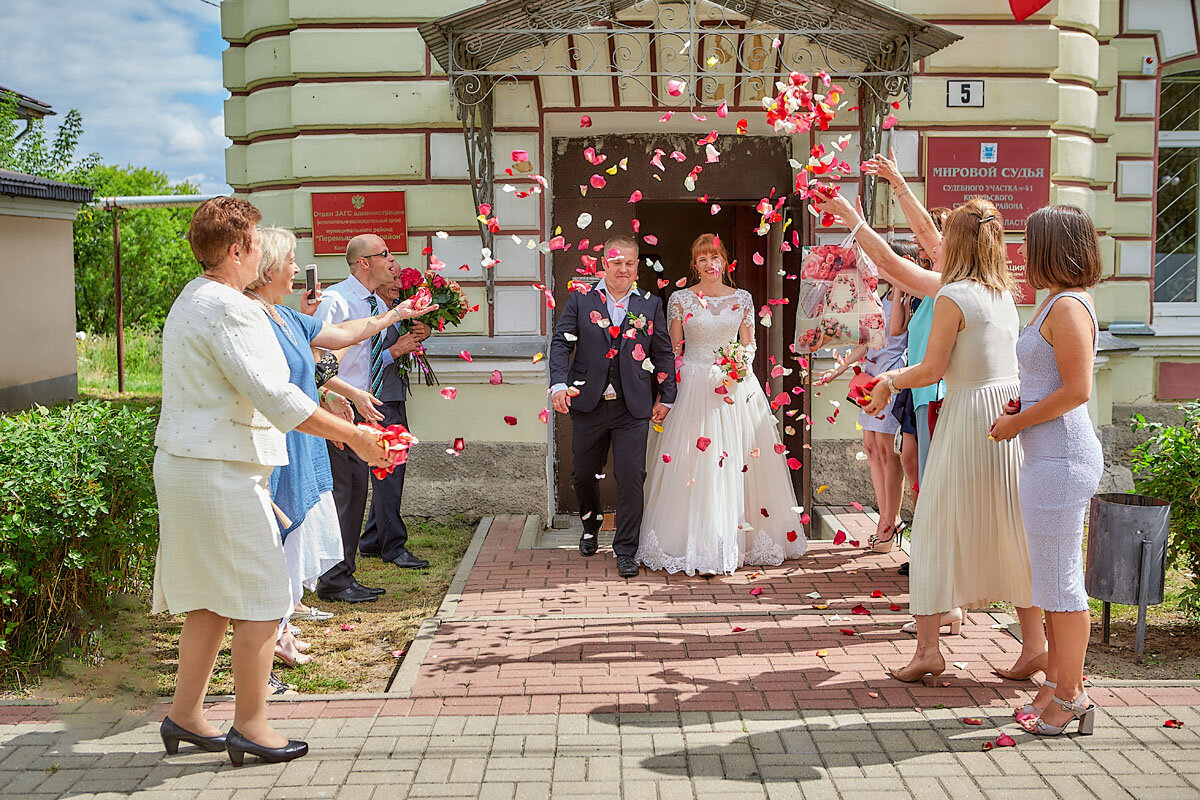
[[946, 80, 985, 108]]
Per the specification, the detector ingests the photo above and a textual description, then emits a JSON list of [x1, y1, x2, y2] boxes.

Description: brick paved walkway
[[4, 514, 1200, 798]]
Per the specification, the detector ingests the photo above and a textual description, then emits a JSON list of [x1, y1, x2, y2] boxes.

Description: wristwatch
[[886, 375, 898, 395]]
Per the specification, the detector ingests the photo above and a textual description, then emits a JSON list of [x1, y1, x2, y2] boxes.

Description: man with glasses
[[312, 234, 426, 603], [549, 235, 676, 578]]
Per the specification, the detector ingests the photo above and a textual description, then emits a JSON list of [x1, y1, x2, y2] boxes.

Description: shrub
[[1131, 401, 1200, 618], [0, 401, 159, 686]]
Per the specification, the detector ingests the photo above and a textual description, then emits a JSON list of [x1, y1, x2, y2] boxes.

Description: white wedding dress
[[637, 288, 809, 575]]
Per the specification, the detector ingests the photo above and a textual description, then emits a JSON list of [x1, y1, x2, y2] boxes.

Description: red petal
[[995, 733, 1016, 747], [696, 437, 711, 451], [774, 443, 786, 454], [851, 604, 870, 615], [662, 454, 671, 463], [760, 508, 769, 518], [786, 530, 798, 542], [786, 457, 802, 470], [839, 628, 856, 636], [732, 626, 746, 632], [981, 741, 995, 751], [871, 590, 883, 598], [1165, 719, 1186, 728], [889, 603, 902, 612], [962, 718, 983, 726], [749, 587, 763, 596], [833, 530, 847, 545], [503, 415, 518, 425], [459, 350, 473, 362]]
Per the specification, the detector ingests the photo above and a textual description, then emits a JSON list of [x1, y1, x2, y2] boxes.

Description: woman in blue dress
[[244, 227, 432, 668]]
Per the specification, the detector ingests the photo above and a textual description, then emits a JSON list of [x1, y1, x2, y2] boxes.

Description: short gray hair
[[247, 226, 297, 291]]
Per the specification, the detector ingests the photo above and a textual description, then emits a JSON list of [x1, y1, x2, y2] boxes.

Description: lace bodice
[[668, 288, 755, 367]]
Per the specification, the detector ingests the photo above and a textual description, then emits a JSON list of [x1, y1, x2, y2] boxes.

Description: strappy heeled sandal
[[1022, 690, 1096, 736], [868, 525, 898, 554], [1015, 680, 1055, 720]]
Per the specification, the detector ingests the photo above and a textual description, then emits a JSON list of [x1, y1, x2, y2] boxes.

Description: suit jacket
[[549, 285, 677, 419], [375, 323, 408, 403], [155, 277, 318, 465]]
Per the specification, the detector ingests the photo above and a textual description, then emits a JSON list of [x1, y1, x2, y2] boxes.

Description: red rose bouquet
[[392, 268, 476, 386], [713, 341, 751, 405]]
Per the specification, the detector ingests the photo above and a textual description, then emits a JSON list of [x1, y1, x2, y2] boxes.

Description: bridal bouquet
[[392, 268, 475, 385], [714, 342, 751, 403]]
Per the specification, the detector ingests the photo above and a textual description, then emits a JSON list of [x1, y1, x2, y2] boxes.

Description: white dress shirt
[[313, 273, 394, 392]]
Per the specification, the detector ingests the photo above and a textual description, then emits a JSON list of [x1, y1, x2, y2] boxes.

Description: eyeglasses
[[363, 249, 390, 260]]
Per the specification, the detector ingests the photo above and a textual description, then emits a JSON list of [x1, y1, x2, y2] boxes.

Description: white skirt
[[282, 491, 343, 611], [151, 449, 292, 621], [638, 361, 808, 576]]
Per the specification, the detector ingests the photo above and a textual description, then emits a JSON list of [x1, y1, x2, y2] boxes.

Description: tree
[[1, 93, 202, 332]]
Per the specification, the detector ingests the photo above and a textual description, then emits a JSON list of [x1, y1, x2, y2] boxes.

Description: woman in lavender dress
[[989, 205, 1104, 736]]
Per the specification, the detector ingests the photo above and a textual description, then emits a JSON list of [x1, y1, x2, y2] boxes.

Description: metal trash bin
[[1084, 492, 1171, 658]]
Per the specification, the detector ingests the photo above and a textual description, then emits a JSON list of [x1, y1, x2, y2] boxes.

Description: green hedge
[[0, 401, 159, 686]]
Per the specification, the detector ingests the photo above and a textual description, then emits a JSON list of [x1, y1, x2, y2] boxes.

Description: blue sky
[[3, 0, 231, 194]]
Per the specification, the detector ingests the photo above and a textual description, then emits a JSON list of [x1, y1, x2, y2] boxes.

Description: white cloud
[[2, 0, 231, 195]]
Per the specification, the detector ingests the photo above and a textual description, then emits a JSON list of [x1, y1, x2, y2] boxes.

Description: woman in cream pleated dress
[[154, 197, 391, 765], [818, 193, 1045, 684]]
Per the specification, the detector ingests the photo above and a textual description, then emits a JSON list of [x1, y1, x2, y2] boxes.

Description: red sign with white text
[[311, 191, 408, 256], [925, 137, 1051, 230], [1006, 242, 1036, 306]]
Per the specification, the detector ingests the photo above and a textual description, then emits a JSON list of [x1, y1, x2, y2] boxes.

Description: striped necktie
[[365, 295, 384, 396]]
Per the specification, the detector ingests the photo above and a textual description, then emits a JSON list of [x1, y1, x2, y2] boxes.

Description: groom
[[549, 235, 677, 578]]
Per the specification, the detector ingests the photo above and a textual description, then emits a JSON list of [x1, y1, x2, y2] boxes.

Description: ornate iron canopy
[[418, 0, 960, 108]]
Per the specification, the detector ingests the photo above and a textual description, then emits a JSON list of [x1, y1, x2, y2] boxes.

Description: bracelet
[[886, 375, 899, 394], [895, 185, 911, 198], [850, 219, 865, 239]]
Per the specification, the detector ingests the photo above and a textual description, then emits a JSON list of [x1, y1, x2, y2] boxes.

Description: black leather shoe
[[898, 561, 910, 576], [617, 555, 639, 578], [316, 584, 378, 603], [386, 549, 429, 569], [353, 581, 386, 596], [225, 726, 308, 767], [579, 531, 599, 557], [161, 716, 226, 755]]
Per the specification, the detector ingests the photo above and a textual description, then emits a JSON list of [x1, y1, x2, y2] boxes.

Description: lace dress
[[637, 288, 808, 575]]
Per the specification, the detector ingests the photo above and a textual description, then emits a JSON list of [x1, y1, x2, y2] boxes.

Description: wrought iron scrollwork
[[459, 92, 496, 305]]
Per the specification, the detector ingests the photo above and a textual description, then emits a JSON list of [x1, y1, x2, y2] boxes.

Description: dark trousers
[[319, 437, 370, 593], [571, 398, 648, 557], [360, 400, 410, 560]]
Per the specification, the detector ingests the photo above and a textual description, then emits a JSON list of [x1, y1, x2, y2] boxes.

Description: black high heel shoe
[[160, 716, 226, 755], [225, 726, 309, 767]]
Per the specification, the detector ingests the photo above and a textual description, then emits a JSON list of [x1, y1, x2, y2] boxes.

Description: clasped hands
[[988, 398, 1023, 442]]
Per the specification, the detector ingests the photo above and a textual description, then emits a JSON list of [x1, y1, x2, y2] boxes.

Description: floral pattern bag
[[795, 233, 885, 353]]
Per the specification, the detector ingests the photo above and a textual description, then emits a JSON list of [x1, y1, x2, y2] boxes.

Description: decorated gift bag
[[795, 232, 885, 353]]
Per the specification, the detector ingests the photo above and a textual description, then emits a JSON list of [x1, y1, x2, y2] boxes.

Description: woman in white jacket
[[153, 197, 390, 766]]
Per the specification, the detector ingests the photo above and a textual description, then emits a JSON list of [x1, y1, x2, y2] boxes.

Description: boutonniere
[[627, 312, 648, 331]]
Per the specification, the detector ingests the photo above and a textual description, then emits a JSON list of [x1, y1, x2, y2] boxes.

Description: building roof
[[0, 169, 93, 204], [0, 86, 55, 119]]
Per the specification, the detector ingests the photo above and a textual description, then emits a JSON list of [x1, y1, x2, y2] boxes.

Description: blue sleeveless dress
[[1016, 292, 1103, 612]]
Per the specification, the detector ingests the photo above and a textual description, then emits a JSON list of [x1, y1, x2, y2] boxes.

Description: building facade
[[220, 0, 1199, 518]]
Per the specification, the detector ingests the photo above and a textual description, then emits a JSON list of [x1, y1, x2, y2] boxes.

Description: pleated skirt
[[908, 382, 1033, 615], [151, 449, 293, 621]]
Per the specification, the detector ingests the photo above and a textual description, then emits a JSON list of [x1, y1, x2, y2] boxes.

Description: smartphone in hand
[[305, 264, 318, 301]]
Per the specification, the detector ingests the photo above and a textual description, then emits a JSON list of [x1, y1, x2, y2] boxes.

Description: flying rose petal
[[629, 190, 643, 203], [490, 370, 503, 385], [660, 110, 675, 123], [667, 78, 686, 96], [511, 150, 529, 163], [576, 212, 592, 228], [538, 407, 549, 424], [710, 203, 721, 215], [786, 457, 802, 470], [459, 350, 473, 362], [503, 415, 517, 425], [696, 437, 711, 451], [644, 234, 659, 246], [590, 174, 607, 189], [662, 453, 671, 463], [439, 387, 457, 400], [532, 352, 545, 364], [833, 530, 847, 545], [716, 100, 728, 118], [882, 113, 898, 130], [580, 114, 592, 128], [786, 530, 798, 542]]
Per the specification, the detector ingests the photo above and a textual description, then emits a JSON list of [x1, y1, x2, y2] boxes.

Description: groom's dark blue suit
[[549, 283, 677, 557]]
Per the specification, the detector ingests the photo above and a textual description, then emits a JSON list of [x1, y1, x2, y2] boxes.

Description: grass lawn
[[76, 329, 163, 397], [30, 516, 478, 700]]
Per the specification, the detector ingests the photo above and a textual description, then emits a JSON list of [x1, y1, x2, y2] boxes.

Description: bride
[[637, 233, 808, 575]]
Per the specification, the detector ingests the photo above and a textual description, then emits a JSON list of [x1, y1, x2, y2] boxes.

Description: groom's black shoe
[[617, 555, 639, 578], [579, 531, 599, 557]]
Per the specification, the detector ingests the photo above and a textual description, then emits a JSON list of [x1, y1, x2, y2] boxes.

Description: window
[[1156, 74, 1200, 311]]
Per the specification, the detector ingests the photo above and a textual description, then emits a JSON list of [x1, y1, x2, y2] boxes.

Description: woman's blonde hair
[[246, 226, 297, 292], [939, 198, 1014, 293]]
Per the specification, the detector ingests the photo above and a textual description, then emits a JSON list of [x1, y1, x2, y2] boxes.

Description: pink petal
[[717, 101, 728, 118], [752, 252, 765, 266], [490, 370, 503, 385], [439, 387, 457, 400], [590, 174, 607, 189], [749, 587, 763, 596], [882, 113, 898, 130], [659, 111, 675, 123], [629, 190, 643, 203], [667, 78, 686, 96], [643, 234, 659, 245], [459, 350, 473, 362], [510, 150, 529, 163], [995, 733, 1016, 747], [850, 501, 864, 511], [579, 114, 592, 128], [538, 408, 549, 424]]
